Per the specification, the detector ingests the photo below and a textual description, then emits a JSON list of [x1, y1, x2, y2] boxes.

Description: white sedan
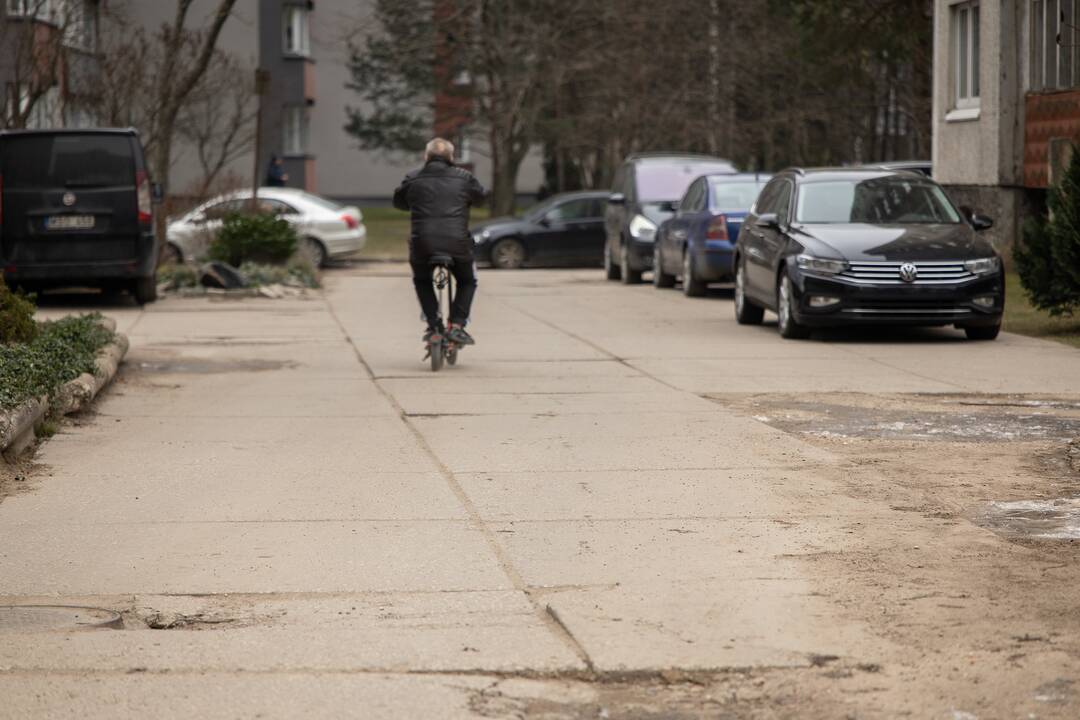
[[166, 187, 367, 267]]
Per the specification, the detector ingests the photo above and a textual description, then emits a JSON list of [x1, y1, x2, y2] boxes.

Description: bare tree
[[148, 0, 239, 236], [176, 51, 257, 198]]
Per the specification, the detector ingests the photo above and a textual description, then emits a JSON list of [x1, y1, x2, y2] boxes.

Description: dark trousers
[[410, 255, 478, 329]]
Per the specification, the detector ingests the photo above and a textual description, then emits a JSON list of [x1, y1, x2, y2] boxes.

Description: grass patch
[[0, 314, 113, 410], [359, 206, 491, 260], [1004, 272, 1080, 348]]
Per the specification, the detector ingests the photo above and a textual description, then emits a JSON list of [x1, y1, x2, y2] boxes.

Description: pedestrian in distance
[[266, 155, 288, 187], [393, 137, 487, 347]]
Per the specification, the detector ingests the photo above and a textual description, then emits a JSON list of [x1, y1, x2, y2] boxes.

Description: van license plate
[[46, 215, 95, 230]]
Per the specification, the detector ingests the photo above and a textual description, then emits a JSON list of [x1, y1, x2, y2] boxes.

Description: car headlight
[[964, 257, 1001, 276], [629, 214, 657, 242], [796, 253, 848, 275], [472, 229, 491, 244]]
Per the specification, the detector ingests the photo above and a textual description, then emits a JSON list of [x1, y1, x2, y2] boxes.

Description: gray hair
[[425, 137, 455, 163]]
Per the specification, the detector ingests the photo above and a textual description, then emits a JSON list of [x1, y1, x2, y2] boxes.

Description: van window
[[1, 134, 135, 189]]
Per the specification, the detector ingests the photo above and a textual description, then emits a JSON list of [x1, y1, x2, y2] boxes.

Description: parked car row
[[468, 152, 1002, 341], [600, 154, 1003, 341]]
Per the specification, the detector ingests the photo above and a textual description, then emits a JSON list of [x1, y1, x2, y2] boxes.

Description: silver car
[[166, 187, 366, 267]]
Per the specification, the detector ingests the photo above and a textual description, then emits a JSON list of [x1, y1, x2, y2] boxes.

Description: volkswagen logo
[[62, 192, 77, 207], [899, 263, 918, 283]]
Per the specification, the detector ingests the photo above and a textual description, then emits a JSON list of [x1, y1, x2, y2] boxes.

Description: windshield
[[710, 180, 768, 212], [1, 134, 135, 189], [796, 178, 961, 224], [636, 162, 735, 202]]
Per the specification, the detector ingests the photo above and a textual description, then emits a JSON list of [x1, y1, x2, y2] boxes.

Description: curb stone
[[0, 318, 129, 459]]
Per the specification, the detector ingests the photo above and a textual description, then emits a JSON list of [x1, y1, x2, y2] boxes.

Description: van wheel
[[133, 276, 158, 305]]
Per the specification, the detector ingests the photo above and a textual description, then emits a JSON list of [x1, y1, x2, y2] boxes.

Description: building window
[[953, 2, 980, 108], [1031, 0, 1080, 90], [282, 5, 310, 56], [7, 0, 53, 19], [61, 1, 96, 51], [283, 105, 309, 156]]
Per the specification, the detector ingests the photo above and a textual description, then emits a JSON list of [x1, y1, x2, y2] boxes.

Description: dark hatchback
[[734, 168, 1003, 340], [471, 191, 609, 268], [0, 128, 159, 303], [605, 154, 736, 284]]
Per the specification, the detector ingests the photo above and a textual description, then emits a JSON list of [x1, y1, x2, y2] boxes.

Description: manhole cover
[[0, 605, 122, 632]]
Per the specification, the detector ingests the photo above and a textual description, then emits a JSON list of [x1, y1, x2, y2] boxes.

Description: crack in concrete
[[323, 296, 597, 674]]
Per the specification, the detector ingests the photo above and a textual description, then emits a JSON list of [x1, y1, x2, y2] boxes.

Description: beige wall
[[932, 0, 1025, 187]]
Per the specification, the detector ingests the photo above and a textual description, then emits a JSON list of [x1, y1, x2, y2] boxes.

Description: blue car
[[653, 173, 771, 296]]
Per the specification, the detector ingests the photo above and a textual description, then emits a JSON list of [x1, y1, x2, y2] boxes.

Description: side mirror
[[608, 192, 626, 205], [191, 214, 207, 225], [971, 214, 994, 231], [151, 183, 164, 205], [755, 213, 780, 229], [538, 216, 552, 227], [658, 200, 679, 213]]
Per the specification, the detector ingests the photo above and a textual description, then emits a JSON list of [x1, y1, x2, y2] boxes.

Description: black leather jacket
[[393, 158, 487, 260]]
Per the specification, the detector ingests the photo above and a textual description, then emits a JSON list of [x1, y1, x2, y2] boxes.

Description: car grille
[[840, 261, 975, 285]]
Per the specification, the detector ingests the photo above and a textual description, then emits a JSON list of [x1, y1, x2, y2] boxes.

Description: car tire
[[734, 258, 764, 325], [132, 275, 158, 305], [491, 238, 526, 269], [604, 240, 621, 281], [302, 237, 328, 268], [777, 272, 811, 339], [682, 251, 706, 297], [160, 242, 183, 266], [653, 245, 676, 288], [620, 243, 642, 284], [964, 323, 1001, 341]]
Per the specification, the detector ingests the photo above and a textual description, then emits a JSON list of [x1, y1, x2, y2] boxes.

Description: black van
[[0, 128, 159, 303]]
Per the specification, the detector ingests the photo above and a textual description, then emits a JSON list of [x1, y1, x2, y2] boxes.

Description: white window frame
[[7, 0, 53, 19], [282, 5, 310, 57], [282, 105, 309, 156], [952, 1, 981, 111]]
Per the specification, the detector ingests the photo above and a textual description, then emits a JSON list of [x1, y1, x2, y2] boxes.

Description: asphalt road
[[3, 266, 1080, 718]]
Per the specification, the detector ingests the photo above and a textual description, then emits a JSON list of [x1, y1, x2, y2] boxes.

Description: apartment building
[[123, 0, 539, 204], [933, 0, 1080, 247], [0, 0, 102, 129]]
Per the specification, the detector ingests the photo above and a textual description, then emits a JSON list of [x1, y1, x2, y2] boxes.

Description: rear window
[[299, 192, 344, 212], [1, 134, 135, 189], [709, 180, 768, 212], [636, 162, 736, 202]]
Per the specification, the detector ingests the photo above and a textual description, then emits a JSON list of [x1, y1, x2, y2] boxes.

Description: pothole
[[718, 394, 1080, 442], [978, 499, 1080, 540], [0, 605, 122, 632]]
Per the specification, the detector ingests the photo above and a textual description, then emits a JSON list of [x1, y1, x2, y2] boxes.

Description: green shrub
[[0, 278, 37, 344], [208, 213, 298, 267], [1015, 145, 1080, 316], [0, 314, 112, 410]]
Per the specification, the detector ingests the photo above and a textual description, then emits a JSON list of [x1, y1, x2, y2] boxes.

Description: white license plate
[[46, 215, 95, 230]]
